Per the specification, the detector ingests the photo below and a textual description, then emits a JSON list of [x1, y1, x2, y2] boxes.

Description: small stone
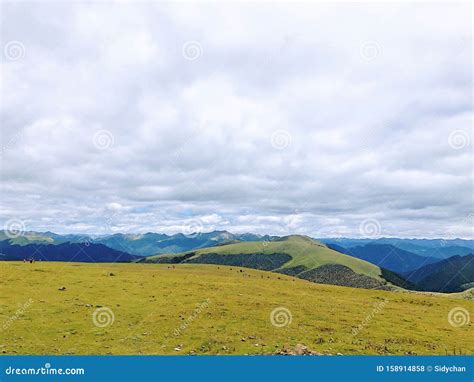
[[294, 344, 309, 355], [58, 286, 66, 291]]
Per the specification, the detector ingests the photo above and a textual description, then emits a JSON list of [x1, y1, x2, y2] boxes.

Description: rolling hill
[[0, 261, 472, 355], [142, 235, 408, 290], [402, 254, 474, 293]]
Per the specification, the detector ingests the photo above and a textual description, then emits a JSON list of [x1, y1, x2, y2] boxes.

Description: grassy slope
[[0, 261, 472, 355], [146, 236, 383, 280]]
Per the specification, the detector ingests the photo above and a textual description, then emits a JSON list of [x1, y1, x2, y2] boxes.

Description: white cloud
[[0, 2, 472, 238]]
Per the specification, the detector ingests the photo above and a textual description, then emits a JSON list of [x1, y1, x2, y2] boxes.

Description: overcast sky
[[0, 2, 472, 238]]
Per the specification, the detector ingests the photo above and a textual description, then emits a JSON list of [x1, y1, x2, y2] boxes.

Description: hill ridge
[[142, 236, 408, 290]]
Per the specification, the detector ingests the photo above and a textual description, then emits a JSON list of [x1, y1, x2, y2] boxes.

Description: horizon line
[[1, 229, 472, 242]]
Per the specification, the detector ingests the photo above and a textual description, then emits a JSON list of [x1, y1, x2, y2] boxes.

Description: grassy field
[[0, 261, 472, 355], [146, 236, 383, 280]]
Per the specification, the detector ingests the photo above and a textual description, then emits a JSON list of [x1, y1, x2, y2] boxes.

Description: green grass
[[147, 235, 383, 280], [0, 261, 472, 355]]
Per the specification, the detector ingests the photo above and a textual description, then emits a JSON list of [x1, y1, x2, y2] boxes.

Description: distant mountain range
[[325, 241, 473, 293], [326, 243, 440, 274], [92, 231, 276, 256], [2, 230, 472, 258], [0, 230, 275, 257], [401, 254, 474, 293], [320, 238, 474, 259], [1, 230, 472, 293], [0, 240, 139, 262]]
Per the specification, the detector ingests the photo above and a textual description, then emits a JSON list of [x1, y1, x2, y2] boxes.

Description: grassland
[[146, 236, 383, 280], [0, 261, 472, 355]]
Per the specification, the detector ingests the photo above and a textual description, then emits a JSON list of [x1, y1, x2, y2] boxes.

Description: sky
[[0, 2, 472, 238]]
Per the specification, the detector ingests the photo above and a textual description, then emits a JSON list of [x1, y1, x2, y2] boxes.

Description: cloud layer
[[0, 2, 472, 238]]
